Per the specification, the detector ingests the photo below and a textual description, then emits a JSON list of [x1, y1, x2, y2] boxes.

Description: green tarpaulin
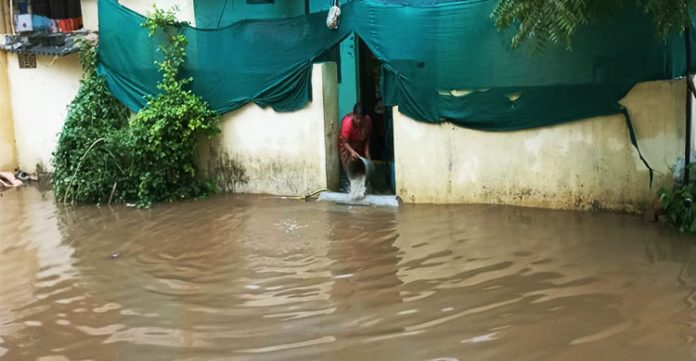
[[98, 0, 693, 131]]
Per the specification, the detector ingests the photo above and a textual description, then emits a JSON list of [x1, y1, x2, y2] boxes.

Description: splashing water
[[349, 175, 366, 200]]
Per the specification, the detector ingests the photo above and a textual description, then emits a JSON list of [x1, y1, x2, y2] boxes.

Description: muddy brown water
[[1, 187, 696, 361]]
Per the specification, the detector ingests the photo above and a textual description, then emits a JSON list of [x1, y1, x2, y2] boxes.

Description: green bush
[[658, 164, 696, 233], [52, 41, 131, 204], [127, 6, 220, 207], [53, 6, 220, 207]]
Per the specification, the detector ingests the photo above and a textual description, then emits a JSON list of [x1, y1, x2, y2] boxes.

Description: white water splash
[[348, 175, 366, 200]]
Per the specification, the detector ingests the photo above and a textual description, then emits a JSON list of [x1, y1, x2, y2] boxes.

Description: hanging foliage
[[52, 39, 131, 204], [53, 6, 220, 207], [127, 6, 220, 207]]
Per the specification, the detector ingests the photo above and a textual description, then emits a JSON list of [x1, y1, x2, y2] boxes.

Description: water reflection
[[0, 188, 82, 360], [0, 187, 695, 361]]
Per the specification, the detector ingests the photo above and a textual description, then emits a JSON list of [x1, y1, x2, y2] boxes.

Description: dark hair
[[353, 103, 365, 116]]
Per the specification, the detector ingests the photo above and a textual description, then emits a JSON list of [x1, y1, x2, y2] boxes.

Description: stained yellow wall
[[5, 0, 196, 174], [7, 54, 82, 173], [394, 80, 686, 212], [0, 0, 17, 171], [0, 52, 17, 171], [197, 63, 339, 196], [81, 0, 196, 30]]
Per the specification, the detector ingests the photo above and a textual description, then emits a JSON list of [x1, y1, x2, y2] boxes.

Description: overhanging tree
[[493, 0, 696, 183]]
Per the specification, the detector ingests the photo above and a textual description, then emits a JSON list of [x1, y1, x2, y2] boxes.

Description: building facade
[[0, 0, 691, 212]]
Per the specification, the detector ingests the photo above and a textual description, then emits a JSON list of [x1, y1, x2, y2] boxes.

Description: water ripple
[[0, 188, 694, 360]]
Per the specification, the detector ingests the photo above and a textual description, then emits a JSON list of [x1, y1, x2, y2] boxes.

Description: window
[[1, 0, 88, 61], [10, 0, 83, 33]]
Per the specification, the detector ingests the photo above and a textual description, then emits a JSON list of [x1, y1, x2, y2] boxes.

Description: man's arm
[[343, 140, 360, 159]]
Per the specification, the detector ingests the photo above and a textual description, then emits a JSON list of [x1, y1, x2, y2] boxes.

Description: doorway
[[335, 35, 395, 195], [356, 37, 395, 194]]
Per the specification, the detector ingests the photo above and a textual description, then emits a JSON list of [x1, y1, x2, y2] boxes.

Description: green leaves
[[53, 6, 220, 208], [142, 5, 185, 37], [493, 0, 696, 50], [657, 164, 696, 234], [640, 0, 695, 40], [125, 5, 220, 207], [52, 41, 131, 205]]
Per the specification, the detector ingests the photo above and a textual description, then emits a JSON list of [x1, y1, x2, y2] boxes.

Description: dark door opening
[[357, 37, 395, 194]]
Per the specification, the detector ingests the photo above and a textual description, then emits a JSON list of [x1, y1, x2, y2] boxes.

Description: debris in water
[[110, 253, 120, 259], [0, 172, 24, 188]]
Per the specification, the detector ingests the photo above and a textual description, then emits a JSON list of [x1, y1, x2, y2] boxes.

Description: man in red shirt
[[339, 103, 372, 172]]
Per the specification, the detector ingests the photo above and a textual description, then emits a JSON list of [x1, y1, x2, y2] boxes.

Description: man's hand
[[350, 150, 360, 160]]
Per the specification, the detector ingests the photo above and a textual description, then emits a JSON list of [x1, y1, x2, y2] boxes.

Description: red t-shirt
[[339, 114, 372, 157]]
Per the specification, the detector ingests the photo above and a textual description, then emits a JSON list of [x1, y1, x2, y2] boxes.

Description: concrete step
[[317, 192, 400, 207]]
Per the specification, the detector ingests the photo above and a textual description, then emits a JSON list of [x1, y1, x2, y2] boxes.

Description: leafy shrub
[[53, 6, 220, 207], [659, 164, 696, 233], [52, 40, 131, 204], [127, 6, 220, 207]]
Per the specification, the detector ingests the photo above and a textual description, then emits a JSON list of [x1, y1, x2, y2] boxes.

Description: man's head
[[353, 103, 366, 126]]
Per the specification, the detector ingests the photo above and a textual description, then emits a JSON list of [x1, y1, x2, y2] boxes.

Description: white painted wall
[[690, 76, 696, 156], [198, 63, 339, 196], [0, 52, 17, 170], [81, 0, 196, 30], [80, 0, 98, 30], [0, 1, 17, 171], [394, 80, 685, 212], [120, 0, 196, 25], [8, 54, 82, 173]]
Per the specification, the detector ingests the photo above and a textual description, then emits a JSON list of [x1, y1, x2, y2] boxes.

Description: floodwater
[[1, 187, 696, 361]]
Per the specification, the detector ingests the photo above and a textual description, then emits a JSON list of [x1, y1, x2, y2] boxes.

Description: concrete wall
[[0, 0, 17, 170], [0, 52, 17, 171], [8, 54, 83, 173], [691, 78, 696, 154], [119, 0, 196, 25], [198, 63, 339, 196], [81, 0, 196, 30], [393, 80, 686, 212], [80, 0, 98, 30], [322, 63, 341, 192]]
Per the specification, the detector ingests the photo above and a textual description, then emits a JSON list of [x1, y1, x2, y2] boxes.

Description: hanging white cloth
[[326, 0, 341, 30]]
